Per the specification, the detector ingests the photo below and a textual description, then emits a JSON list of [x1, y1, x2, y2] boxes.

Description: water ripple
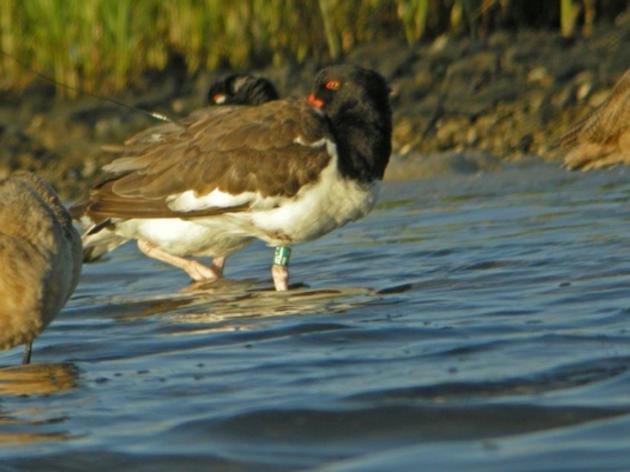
[[1, 163, 629, 470]]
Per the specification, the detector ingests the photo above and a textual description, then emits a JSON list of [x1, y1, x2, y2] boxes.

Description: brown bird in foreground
[[0, 173, 82, 364], [560, 68, 630, 170], [73, 65, 392, 291]]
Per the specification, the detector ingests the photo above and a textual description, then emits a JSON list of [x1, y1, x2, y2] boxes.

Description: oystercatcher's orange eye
[[325, 80, 341, 90]]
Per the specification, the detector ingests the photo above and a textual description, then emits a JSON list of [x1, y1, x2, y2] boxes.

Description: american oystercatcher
[[81, 74, 279, 263], [75, 64, 392, 291], [561, 67, 630, 170], [207, 73, 279, 106], [0, 173, 82, 364]]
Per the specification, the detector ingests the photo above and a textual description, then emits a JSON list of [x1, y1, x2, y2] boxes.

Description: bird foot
[[183, 259, 222, 282], [137, 239, 223, 282], [272, 264, 289, 291]]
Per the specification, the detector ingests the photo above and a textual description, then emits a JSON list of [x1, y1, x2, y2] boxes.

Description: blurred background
[[1, 0, 628, 93], [0, 0, 629, 196]]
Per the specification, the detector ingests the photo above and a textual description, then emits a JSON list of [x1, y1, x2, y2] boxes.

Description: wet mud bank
[[1, 21, 629, 198]]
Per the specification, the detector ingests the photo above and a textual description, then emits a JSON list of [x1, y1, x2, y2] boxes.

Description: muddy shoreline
[[1, 22, 629, 199]]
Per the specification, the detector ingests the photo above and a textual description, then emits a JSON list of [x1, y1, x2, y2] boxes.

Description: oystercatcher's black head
[[208, 74, 279, 106], [307, 65, 392, 181]]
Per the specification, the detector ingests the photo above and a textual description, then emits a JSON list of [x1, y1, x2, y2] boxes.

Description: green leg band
[[273, 246, 291, 266]]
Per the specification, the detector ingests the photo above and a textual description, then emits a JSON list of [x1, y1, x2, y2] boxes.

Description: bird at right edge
[[560, 67, 630, 171]]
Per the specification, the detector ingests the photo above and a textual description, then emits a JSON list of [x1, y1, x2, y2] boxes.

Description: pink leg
[[137, 239, 222, 282], [213, 256, 226, 277], [271, 264, 289, 291]]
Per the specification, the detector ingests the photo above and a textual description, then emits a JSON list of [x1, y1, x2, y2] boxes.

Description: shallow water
[[1, 161, 629, 471]]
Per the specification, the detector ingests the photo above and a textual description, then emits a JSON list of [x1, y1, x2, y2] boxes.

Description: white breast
[[114, 140, 378, 255], [117, 218, 251, 257], [246, 153, 378, 245]]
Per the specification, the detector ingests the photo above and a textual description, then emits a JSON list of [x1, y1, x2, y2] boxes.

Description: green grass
[[0, 0, 624, 95], [561, 0, 579, 36]]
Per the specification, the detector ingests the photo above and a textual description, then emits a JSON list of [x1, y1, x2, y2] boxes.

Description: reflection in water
[[0, 432, 71, 446], [167, 287, 376, 334], [113, 282, 377, 334], [0, 363, 78, 396], [0, 364, 77, 446]]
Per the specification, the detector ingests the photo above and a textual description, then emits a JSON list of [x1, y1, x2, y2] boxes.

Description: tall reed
[[0, 0, 624, 95], [561, 0, 579, 36]]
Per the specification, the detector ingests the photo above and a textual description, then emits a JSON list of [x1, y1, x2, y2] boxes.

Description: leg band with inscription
[[273, 246, 291, 266]]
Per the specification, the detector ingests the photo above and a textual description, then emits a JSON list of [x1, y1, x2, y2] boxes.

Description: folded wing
[[82, 99, 333, 222]]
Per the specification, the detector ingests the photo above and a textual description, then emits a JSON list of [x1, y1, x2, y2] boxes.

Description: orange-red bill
[[307, 93, 324, 109]]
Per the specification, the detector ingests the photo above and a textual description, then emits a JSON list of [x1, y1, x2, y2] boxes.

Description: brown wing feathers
[[86, 178, 251, 221], [561, 68, 630, 146], [82, 99, 332, 221]]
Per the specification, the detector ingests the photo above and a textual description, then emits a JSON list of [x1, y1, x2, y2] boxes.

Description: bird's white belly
[[249, 178, 377, 245], [217, 157, 379, 246], [117, 218, 251, 257], [115, 153, 379, 254]]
